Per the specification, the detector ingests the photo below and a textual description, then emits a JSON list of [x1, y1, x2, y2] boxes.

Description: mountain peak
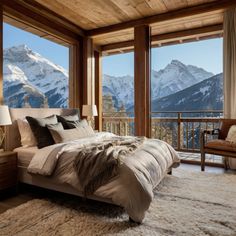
[[170, 59, 185, 67]]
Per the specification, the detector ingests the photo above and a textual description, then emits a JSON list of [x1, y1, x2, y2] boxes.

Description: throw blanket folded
[[74, 137, 145, 196]]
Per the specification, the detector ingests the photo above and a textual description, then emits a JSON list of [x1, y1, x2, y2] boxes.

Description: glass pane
[[102, 52, 134, 135], [151, 38, 223, 158], [3, 23, 69, 108]]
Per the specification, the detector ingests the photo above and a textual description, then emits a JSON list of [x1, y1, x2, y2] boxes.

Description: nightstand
[[0, 151, 17, 193]]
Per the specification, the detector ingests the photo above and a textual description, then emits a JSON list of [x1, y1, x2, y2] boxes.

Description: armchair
[[200, 119, 236, 171]]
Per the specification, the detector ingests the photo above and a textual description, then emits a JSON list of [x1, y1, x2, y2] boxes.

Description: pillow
[[66, 119, 94, 135], [26, 115, 57, 149], [47, 122, 64, 131], [226, 125, 236, 143], [49, 127, 92, 144], [57, 112, 80, 129], [17, 119, 37, 147]]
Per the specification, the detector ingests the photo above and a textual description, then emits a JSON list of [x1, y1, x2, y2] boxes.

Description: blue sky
[[4, 22, 222, 76], [103, 38, 223, 77], [3, 23, 69, 70]]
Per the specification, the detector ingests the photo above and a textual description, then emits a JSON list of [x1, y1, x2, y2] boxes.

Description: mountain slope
[[3, 45, 68, 108], [103, 60, 214, 110], [151, 73, 223, 112]]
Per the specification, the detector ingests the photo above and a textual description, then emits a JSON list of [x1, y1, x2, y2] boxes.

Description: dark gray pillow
[[26, 115, 57, 149], [57, 112, 80, 129]]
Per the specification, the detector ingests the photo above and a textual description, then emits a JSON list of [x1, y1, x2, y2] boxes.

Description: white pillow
[[17, 119, 37, 147], [226, 125, 236, 142]]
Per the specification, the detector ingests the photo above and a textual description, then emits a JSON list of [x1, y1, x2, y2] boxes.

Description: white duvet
[[28, 132, 180, 222]]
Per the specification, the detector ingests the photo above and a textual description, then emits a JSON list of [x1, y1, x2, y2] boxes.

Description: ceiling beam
[[101, 24, 223, 52], [1, 0, 84, 43], [18, 0, 85, 37], [87, 0, 233, 37]]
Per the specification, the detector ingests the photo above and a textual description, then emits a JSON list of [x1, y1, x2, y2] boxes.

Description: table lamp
[[82, 105, 98, 127], [0, 105, 12, 150]]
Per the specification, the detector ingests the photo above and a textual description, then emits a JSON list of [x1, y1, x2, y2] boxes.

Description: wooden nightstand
[[0, 151, 17, 193]]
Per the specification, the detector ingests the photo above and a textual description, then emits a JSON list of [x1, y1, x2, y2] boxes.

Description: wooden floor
[[0, 163, 231, 215]]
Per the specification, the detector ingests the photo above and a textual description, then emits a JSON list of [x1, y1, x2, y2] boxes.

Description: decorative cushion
[[47, 122, 64, 131], [17, 119, 37, 147], [66, 119, 95, 135], [205, 139, 236, 152], [49, 127, 93, 144], [26, 115, 57, 149], [57, 112, 80, 129], [226, 125, 236, 143], [219, 119, 236, 139]]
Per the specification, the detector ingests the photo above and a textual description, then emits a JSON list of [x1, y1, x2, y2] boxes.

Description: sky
[[103, 38, 223, 77], [3, 22, 222, 77], [3, 23, 69, 70]]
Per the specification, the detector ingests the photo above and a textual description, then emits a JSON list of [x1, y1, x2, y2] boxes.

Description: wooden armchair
[[200, 119, 236, 171]]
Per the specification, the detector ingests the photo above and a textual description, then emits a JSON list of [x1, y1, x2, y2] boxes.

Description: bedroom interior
[[0, 0, 236, 235]]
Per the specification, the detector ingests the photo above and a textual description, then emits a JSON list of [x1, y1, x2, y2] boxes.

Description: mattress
[[14, 146, 38, 168]]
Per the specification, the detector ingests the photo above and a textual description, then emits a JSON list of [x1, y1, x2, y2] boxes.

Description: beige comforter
[[28, 132, 180, 222]]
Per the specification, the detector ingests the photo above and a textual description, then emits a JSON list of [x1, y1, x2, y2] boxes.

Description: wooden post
[[94, 50, 102, 131], [82, 37, 94, 107], [0, 5, 3, 105], [69, 41, 83, 110], [134, 25, 151, 137]]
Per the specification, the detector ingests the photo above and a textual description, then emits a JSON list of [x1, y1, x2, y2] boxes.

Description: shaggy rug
[[0, 169, 236, 236]]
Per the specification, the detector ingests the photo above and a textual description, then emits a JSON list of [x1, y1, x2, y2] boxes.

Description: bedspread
[[28, 132, 180, 222]]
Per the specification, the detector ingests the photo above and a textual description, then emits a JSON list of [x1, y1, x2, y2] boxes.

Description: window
[[102, 52, 134, 135], [3, 23, 69, 108], [151, 38, 223, 154]]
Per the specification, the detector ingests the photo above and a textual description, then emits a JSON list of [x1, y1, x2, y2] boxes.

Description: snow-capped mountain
[[3, 45, 68, 107], [103, 59, 214, 110], [151, 73, 223, 112]]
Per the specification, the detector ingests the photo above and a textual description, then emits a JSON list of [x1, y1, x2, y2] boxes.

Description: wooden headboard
[[5, 108, 79, 151]]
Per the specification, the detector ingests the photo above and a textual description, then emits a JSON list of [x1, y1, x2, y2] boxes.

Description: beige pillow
[[17, 119, 37, 147], [226, 125, 236, 142], [49, 127, 93, 144]]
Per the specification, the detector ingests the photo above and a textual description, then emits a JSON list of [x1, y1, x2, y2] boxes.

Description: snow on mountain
[[103, 74, 134, 109], [103, 59, 214, 110], [3, 45, 68, 107], [151, 73, 223, 112]]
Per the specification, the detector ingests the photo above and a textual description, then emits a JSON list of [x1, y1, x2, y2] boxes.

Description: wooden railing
[[102, 110, 223, 152]]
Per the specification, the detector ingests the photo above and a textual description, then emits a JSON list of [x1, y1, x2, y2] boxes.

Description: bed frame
[[5, 108, 113, 204]]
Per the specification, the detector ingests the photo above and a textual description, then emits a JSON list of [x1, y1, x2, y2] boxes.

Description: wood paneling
[[94, 51, 102, 131], [34, 0, 219, 30], [134, 25, 151, 137], [87, 0, 233, 36]]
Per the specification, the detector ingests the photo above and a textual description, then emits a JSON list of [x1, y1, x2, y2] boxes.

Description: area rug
[[0, 169, 236, 236]]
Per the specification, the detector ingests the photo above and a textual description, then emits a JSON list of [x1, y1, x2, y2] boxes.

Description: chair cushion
[[219, 119, 236, 139], [205, 139, 236, 152]]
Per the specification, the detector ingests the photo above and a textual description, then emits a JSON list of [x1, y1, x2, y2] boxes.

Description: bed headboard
[[5, 108, 79, 151]]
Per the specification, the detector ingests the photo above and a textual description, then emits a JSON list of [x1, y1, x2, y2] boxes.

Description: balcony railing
[[102, 110, 223, 152]]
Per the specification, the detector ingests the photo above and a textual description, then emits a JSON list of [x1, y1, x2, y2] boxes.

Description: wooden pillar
[[82, 37, 94, 106], [0, 5, 3, 105], [134, 25, 151, 137], [94, 50, 102, 131], [69, 41, 83, 109]]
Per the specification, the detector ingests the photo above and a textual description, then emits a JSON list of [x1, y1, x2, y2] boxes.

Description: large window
[[102, 52, 134, 135], [3, 23, 69, 108], [151, 38, 223, 153]]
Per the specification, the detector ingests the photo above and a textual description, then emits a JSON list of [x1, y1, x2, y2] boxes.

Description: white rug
[[0, 169, 236, 236]]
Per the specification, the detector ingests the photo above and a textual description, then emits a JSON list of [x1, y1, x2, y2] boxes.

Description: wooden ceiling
[[3, 0, 235, 54]]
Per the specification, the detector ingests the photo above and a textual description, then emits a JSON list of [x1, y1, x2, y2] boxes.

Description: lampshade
[[0, 105, 12, 125], [82, 105, 98, 117]]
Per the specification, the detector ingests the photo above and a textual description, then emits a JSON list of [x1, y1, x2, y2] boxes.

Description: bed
[[5, 108, 180, 223]]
